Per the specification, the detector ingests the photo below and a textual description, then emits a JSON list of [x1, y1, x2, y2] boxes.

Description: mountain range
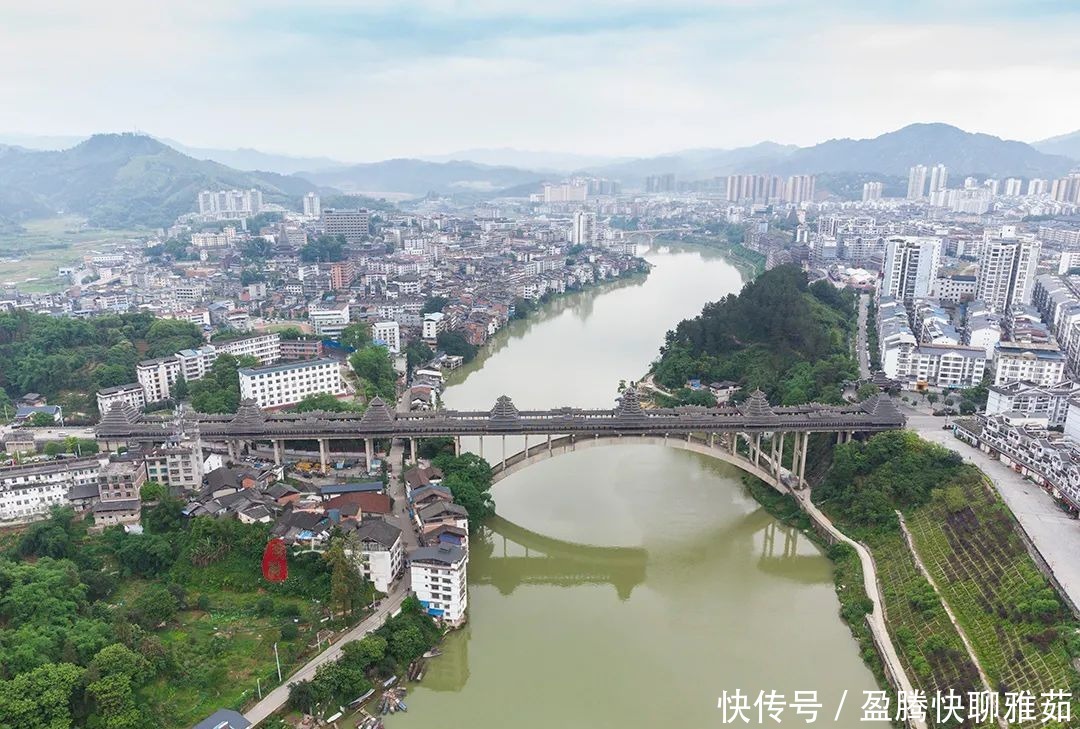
[[0, 134, 326, 228], [1033, 130, 1080, 163], [0, 123, 1076, 229]]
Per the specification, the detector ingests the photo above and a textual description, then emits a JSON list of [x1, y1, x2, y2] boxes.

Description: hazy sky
[[2, 0, 1078, 161]]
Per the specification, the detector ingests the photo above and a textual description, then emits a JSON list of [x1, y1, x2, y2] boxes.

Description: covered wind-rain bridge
[[97, 389, 906, 491]]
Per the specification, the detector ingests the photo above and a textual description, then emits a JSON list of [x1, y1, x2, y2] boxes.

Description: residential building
[[928, 163, 948, 195], [303, 192, 321, 218], [97, 383, 146, 415], [906, 165, 928, 199], [238, 358, 345, 409], [371, 321, 401, 354], [0, 457, 103, 523], [992, 342, 1067, 387], [142, 440, 205, 494], [985, 380, 1080, 426], [350, 518, 404, 593], [861, 181, 883, 202], [881, 236, 942, 304], [309, 303, 350, 338], [322, 209, 370, 243], [571, 210, 597, 246], [137, 356, 181, 403], [422, 312, 446, 342], [409, 544, 468, 627], [280, 337, 324, 361], [932, 274, 977, 304], [975, 232, 1041, 314]]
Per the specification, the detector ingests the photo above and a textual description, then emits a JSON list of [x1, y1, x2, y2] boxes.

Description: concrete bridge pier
[[454, 435, 461, 456], [273, 439, 283, 466], [365, 438, 374, 469], [547, 433, 552, 455], [501, 435, 506, 467], [227, 439, 238, 462], [409, 437, 416, 463], [478, 436, 484, 459], [319, 438, 329, 472]]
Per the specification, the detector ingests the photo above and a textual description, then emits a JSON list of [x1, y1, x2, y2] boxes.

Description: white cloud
[[0, 4, 1077, 159]]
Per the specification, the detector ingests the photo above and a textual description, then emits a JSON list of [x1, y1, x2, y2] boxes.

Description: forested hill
[[0, 133, 327, 228], [0, 310, 203, 418], [652, 265, 857, 404]]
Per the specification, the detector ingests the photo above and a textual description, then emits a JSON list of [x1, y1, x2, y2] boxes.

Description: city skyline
[[2, 1, 1079, 161]]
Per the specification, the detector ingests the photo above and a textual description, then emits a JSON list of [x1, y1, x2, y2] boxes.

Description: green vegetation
[[350, 345, 397, 401], [287, 597, 440, 719], [339, 321, 371, 351], [815, 431, 1080, 715], [653, 265, 857, 404], [866, 299, 881, 371], [431, 453, 495, 527], [0, 310, 203, 418], [404, 341, 434, 375], [436, 331, 478, 363], [188, 354, 259, 414], [300, 234, 345, 262], [421, 296, 448, 314], [291, 392, 363, 413], [0, 134, 317, 228], [42, 438, 100, 457], [0, 506, 349, 728]]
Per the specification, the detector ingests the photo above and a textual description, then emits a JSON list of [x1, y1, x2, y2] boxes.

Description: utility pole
[[274, 642, 282, 682]]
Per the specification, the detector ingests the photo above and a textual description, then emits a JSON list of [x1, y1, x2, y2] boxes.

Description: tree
[[421, 297, 448, 314], [436, 331, 478, 363], [350, 345, 397, 401], [129, 585, 178, 628], [0, 662, 84, 729], [87, 672, 148, 729], [171, 374, 188, 401], [324, 538, 368, 620], [28, 412, 56, 427], [139, 481, 165, 502], [89, 644, 149, 685], [292, 392, 352, 413], [300, 235, 345, 262], [389, 625, 427, 664], [339, 322, 371, 351], [404, 341, 434, 374], [342, 635, 386, 669], [144, 319, 202, 358]]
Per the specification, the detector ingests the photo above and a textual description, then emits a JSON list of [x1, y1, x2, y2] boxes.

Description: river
[[394, 243, 878, 727]]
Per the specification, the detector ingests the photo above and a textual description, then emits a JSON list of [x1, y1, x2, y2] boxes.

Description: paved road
[[907, 416, 1080, 610], [0, 425, 97, 441], [856, 293, 870, 379], [244, 587, 408, 726]]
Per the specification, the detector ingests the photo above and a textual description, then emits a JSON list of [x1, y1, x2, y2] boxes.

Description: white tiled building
[[136, 334, 281, 403], [238, 358, 345, 409], [350, 519, 404, 593], [992, 342, 1067, 387], [96, 383, 146, 415], [985, 380, 1080, 426], [371, 321, 401, 354], [409, 544, 468, 627], [0, 457, 104, 523]]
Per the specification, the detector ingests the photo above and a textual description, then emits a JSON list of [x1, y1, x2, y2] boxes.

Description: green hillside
[[0, 134, 326, 228]]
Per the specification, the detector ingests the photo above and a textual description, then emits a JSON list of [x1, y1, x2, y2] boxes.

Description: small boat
[[422, 648, 442, 658], [382, 675, 397, 688], [350, 688, 375, 706], [397, 701, 408, 712]]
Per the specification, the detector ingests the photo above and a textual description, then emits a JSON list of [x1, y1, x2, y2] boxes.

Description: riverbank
[[654, 233, 765, 279]]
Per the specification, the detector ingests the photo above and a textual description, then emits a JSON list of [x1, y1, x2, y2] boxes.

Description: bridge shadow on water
[[422, 500, 827, 694], [471, 505, 824, 602]]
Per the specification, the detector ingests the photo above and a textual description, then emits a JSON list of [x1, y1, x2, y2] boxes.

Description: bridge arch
[[487, 432, 793, 492]]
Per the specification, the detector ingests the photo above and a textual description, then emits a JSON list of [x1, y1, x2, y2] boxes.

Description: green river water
[[392, 244, 877, 728]]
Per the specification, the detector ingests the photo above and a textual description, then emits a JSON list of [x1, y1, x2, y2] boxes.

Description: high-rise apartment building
[[906, 165, 928, 199], [881, 236, 942, 304], [927, 164, 948, 194], [571, 210, 597, 246], [1004, 178, 1023, 197], [1028, 179, 1048, 196], [976, 230, 1041, 314], [303, 192, 321, 218], [322, 209, 370, 243], [862, 181, 884, 202]]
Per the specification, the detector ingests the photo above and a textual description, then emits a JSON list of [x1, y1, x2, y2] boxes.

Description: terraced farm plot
[[872, 531, 984, 703], [907, 480, 1080, 723]]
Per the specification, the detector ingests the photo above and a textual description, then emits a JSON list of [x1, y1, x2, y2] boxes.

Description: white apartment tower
[[862, 182, 884, 202], [976, 230, 1041, 314], [303, 192, 321, 218], [881, 236, 942, 304], [571, 210, 597, 246], [907, 165, 928, 199], [927, 164, 949, 194]]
